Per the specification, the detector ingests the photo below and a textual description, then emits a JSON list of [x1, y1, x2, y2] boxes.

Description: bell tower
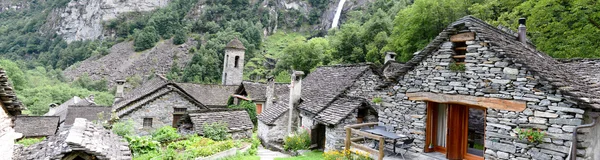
[[222, 38, 246, 85]]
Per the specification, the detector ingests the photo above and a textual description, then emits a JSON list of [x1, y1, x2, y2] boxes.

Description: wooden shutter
[[256, 104, 263, 114], [446, 105, 468, 160]]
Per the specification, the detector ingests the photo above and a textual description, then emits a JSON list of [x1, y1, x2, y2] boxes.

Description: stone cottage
[[14, 116, 60, 138], [257, 77, 293, 150], [44, 95, 96, 125], [236, 80, 290, 114], [16, 118, 131, 160], [0, 68, 25, 160], [179, 108, 254, 139], [379, 16, 600, 160], [297, 64, 384, 151]]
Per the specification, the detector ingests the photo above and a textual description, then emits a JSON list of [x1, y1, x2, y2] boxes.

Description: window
[[449, 32, 475, 64], [174, 108, 187, 113], [143, 118, 152, 128], [234, 56, 240, 68]]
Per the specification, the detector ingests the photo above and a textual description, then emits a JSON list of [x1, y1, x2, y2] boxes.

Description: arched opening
[[225, 55, 229, 67], [234, 56, 240, 68]]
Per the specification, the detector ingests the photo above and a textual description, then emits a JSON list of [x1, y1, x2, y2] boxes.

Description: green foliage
[[228, 100, 258, 126], [283, 129, 311, 151], [71, 73, 108, 92], [173, 28, 187, 45], [274, 71, 291, 83], [133, 26, 160, 52], [276, 151, 325, 160], [323, 150, 371, 160], [276, 37, 332, 75], [0, 59, 26, 90], [203, 122, 231, 141], [449, 62, 466, 72], [112, 119, 134, 136], [16, 137, 45, 147], [151, 126, 181, 143], [516, 127, 546, 143], [371, 97, 382, 103], [125, 135, 161, 156]]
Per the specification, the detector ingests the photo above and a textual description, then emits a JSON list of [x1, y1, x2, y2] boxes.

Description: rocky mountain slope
[[63, 39, 195, 86]]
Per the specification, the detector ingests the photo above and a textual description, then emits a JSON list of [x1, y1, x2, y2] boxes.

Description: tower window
[[143, 118, 152, 128], [234, 56, 240, 68]]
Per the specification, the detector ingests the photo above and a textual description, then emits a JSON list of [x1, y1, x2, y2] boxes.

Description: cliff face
[[44, 0, 170, 42], [0, 0, 35, 13]]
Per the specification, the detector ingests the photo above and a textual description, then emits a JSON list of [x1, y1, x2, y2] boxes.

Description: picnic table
[[363, 127, 407, 154]]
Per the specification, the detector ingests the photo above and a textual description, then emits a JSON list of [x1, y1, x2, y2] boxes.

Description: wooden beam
[[406, 92, 526, 112], [350, 142, 380, 157], [350, 129, 384, 140], [450, 32, 475, 42], [378, 137, 385, 160], [344, 122, 378, 129], [345, 127, 351, 151]]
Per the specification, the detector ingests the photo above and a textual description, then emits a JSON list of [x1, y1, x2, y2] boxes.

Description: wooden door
[[256, 103, 263, 114], [446, 104, 468, 160], [173, 114, 182, 127]]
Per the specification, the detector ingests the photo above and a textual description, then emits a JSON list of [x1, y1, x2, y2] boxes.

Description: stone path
[[257, 146, 289, 160]]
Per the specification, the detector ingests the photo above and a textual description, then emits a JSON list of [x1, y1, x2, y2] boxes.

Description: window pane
[[467, 108, 485, 156], [436, 104, 447, 147]]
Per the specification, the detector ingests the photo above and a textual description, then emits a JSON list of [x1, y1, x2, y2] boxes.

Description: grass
[[263, 32, 306, 58], [274, 151, 324, 160], [16, 137, 45, 147]]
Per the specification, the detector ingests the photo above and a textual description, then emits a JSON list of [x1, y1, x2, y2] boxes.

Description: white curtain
[[436, 104, 447, 147]]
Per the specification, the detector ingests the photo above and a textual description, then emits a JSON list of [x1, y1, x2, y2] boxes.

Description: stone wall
[[121, 91, 201, 135], [583, 116, 600, 160], [1, 108, 19, 160], [258, 116, 287, 147], [382, 26, 589, 159], [325, 109, 377, 151], [221, 48, 245, 85]]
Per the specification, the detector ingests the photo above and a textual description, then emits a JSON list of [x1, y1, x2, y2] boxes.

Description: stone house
[[44, 95, 96, 125], [14, 116, 60, 138], [179, 108, 254, 139], [16, 118, 131, 160], [297, 64, 385, 151], [379, 16, 600, 160], [0, 68, 25, 160], [257, 78, 293, 150], [236, 81, 290, 114]]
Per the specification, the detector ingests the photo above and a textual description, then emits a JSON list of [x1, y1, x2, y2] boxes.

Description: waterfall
[[330, 0, 346, 29]]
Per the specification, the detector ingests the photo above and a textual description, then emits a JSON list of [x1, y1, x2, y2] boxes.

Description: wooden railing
[[344, 122, 385, 160]]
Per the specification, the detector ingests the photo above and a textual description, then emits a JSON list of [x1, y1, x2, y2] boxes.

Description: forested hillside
[[0, 0, 598, 115]]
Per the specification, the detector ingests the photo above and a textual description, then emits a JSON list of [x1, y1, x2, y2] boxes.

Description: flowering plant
[[515, 127, 546, 143], [324, 149, 371, 160]]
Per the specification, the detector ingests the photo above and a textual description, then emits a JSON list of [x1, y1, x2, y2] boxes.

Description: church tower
[[222, 38, 246, 85]]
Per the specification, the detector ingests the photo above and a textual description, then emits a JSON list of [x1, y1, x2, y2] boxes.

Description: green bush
[[125, 135, 161, 156], [133, 26, 160, 52], [203, 122, 230, 141], [16, 137, 45, 147], [284, 129, 311, 151], [449, 62, 466, 72], [152, 126, 181, 143], [112, 119, 135, 136], [228, 100, 257, 126], [173, 28, 187, 45]]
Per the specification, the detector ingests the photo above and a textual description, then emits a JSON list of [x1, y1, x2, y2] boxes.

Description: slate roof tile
[[176, 83, 239, 107], [0, 68, 24, 116], [14, 116, 60, 137], [187, 108, 254, 134], [314, 97, 366, 125]]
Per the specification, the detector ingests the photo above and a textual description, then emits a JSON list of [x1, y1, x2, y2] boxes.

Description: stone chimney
[[265, 76, 275, 112], [518, 18, 527, 43], [287, 70, 304, 135], [384, 51, 397, 64], [86, 94, 96, 104], [46, 103, 58, 115], [114, 80, 126, 104]]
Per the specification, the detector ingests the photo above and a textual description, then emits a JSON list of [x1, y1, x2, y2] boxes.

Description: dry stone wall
[[382, 27, 590, 159], [121, 90, 201, 135]]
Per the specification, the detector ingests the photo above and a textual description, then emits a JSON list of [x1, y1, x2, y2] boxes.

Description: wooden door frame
[[425, 102, 486, 160]]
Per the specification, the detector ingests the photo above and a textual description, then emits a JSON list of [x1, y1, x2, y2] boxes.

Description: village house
[[0, 68, 25, 160], [44, 95, 96, 123], [236, 80, 290, 114], [13, 116, 59, 138], [257, 77, 294, 150], [113, 38, 250, 135], [42, 95, 111, 129], [257, 64, 386, 151], [15, 118, 131, 160], [379, 16, 600, 160], [178, 108, 254, 139]]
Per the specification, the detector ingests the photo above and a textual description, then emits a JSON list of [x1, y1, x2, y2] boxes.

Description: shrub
[[283, 129, 311, 151], [16, 137, 45, 147], [112, 119, 135, 136], [173, 28, 187, 45], [125, 135, 161, 156], [133, 26, 160, 52], [516, 127, 546, 143], [228, 100, 257, 126], [371, 97, 382, 104], [324, 149, 371, 160], [203, 122, 230, 141], [152, 126, 181, 143]]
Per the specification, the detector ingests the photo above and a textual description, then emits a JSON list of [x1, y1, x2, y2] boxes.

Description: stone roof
[[45, 96, 95, 123], [257, 95, 290, 125], [298, 64, 377, 114], [63, 105, 112, 126], [559, 58, 600, 86], [237, 81, 290, 102], [186, 108, 254, 134], [17, 118, 131, 160], [225, 38, 246, 50], [176, 83, 240, 107], [384, 15, 600, 109], [382, 61, 406, 81], [0, 68, 24, 116], [14, 116, 59, 137], [314, 97, 367, 125], [112, 76, 209, 117]]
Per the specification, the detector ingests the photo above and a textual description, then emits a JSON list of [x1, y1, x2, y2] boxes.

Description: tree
[[276, 37, 331, 75], [133, 26, 160, 52], [0, 59, 25, 90], [173, 28, 187, 45], [329, 23, 367, 63]]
